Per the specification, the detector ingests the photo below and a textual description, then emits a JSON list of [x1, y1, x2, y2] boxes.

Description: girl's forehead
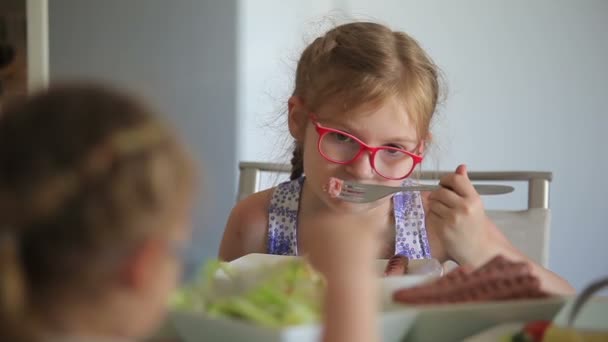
[[317, 96, 409, 122], [315, 97, 418, 141]]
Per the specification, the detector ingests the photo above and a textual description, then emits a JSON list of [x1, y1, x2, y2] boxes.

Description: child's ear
[[288, 96, 307, 141], [119, 239, 165, 290], [418, 133, 432, 155]]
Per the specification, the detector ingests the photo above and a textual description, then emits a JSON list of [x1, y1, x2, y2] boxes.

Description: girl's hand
[[305, 213, 381, 278], [427, 164, 499, 267]]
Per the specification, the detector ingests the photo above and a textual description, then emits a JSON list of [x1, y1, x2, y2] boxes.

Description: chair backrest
[[237, 161, 553, 266]]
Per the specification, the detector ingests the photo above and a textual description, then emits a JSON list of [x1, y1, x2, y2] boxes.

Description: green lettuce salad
[[170, 258, 325, 328]]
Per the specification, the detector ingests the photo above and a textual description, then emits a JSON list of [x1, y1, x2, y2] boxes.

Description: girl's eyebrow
[[325, 120, 418, 145], [317, 119, 357, 134], [323, 122, 367, 140], [383, 135, 419, 145]]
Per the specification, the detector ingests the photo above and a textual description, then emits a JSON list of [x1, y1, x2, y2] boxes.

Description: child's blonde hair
[[290, 22, 442, 180], [0, 83, 196, 336]]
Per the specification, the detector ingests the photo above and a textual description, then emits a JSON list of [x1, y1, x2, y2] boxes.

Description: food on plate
[[506, 275, 608, 341], [504, 320, 608, 341], [324, 177, 344, 198], [540, 325, 608, 341], [506, 320, 552, 342], [384, 254, 409, 276], [393, 255, 548, 304], [171, 258, 325, 327]]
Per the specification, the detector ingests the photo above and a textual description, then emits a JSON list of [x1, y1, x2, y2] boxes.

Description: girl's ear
[[119, 239, 164, 290], [288, 96, 308, 141], [418, 132, 431, 155]]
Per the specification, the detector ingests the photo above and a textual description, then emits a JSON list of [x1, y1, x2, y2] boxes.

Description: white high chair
[[237, 161, 553, 267]]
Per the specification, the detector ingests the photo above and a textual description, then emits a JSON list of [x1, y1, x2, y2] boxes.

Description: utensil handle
[[400, 184, 514, 195]]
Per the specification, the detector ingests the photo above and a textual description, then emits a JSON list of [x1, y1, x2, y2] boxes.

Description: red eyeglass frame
[[309, 115, 423, 180]]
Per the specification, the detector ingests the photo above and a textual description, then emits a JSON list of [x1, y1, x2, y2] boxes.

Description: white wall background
[[238, 0, 608, 290], [49, 0, 239, 263]]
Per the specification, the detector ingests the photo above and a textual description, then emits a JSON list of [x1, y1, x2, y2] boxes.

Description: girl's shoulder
[[230, 176, 301, 227], [235, 187, 275, 217], [219, 187, 276, 260]]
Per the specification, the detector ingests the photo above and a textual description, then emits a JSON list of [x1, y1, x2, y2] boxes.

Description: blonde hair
[[0, 83, 196, 335], [290, 22, 442, 180]]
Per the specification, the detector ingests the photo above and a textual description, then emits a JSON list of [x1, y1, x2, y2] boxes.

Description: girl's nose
[[344, 150, 376, 180]]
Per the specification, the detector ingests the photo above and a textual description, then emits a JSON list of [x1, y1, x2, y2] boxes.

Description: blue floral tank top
[[267, 177, 431, 259]]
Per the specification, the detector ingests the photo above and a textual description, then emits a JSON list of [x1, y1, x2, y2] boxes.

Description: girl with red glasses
[[219, 22, 573, 301]]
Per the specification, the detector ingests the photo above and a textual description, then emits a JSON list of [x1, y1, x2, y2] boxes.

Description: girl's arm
[[470, 223, 576, 295], [322, 256, 378, 342], [306, 214, 381, 342], [426, 164, 575, 295], [218, 189, 272, 261]]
